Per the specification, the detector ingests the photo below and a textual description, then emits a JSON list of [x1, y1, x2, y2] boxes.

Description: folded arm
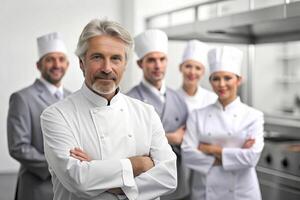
[[181, 113, 215, 174], [41, 106, 136, 199], [221, 113, 265, 171], [132, 109, 177, 199]]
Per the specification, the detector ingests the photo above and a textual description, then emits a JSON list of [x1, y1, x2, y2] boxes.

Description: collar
[[81, 83, 121, 107], [215, 96, 241, 111], [142, 77, 166, 101], [40, 77, 63, 95]]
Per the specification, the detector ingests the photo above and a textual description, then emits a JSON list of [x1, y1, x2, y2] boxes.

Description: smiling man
[[127, 29, 190, 200], [40, 19, 177, 200], [7, 32, 71, 200]]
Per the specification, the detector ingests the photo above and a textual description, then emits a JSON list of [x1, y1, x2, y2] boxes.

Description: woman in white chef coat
[[181, 46, 264, 200], [177, 40, 217, 113]]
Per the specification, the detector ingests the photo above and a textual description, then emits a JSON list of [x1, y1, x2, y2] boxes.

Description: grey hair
[[75, 19, 133, 61]]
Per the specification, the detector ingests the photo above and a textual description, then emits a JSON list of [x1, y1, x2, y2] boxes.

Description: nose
[[154, 60, 162, 69], [53, 58, 60, 67], [101, 58, 112, 73], [219, 78, 226, 87]]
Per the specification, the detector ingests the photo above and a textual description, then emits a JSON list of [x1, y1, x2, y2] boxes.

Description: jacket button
[[100, 136, 105, 139], [120, 108, 124, 112], [128, 134, 132, 138]]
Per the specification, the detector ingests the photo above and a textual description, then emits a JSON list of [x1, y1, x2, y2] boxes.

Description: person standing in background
[[7, 32, 71, 200], [182, 46, 264, 200], [177, 40, 217, 113], [127, 29, 190, 200]]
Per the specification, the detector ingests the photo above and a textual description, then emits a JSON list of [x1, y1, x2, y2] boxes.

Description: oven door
[[257, 166, 300, 200]]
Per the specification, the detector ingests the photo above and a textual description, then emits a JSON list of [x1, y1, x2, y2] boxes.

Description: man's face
[[37, 52, 69, 86], [137, 52, 167, 86], [80, 35, 127, 96]]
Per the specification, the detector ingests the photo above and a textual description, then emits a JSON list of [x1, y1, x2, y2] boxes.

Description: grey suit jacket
[[7, 79, 71, 200], [127, 82, 190, 199]]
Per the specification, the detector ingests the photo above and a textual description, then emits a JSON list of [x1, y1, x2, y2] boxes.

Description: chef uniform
[[41, 84, 177, 200], [177, 40, 217, 113], [127, 29, 190, 200], [181, 46, 264, 200]]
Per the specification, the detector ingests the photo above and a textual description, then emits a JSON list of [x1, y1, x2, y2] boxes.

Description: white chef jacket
[[177, 86, 217, 113], [41, 83, 177, 200], [181, 97, 264, 200]]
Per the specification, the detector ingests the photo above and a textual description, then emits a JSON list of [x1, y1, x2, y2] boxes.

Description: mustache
[[94, 72, 116, 80]]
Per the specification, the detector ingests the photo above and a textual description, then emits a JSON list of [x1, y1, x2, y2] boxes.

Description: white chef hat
[[37, 32, 67, 60], [208, 46, 243, 76], [181, 40, 209, 67], [134, 29, 168, 59]]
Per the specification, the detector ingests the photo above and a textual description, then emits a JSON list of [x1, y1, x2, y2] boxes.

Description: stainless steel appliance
[[257, 136, 300, 200]]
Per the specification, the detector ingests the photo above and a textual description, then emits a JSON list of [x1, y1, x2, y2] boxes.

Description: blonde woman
[[177, 40, 217, 113]]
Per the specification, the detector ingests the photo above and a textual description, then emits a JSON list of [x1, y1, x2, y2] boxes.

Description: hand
[[129, 155, 154, 177], [166, 126, 186, 145], [70, 147, 92, 162], [107, 188, 124, 195], [198, 143, 222, 156], [242, 138, 255, 149], [213, 157, 222, 166]]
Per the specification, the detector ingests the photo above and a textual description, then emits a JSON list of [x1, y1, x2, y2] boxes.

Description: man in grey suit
[[127, 29, 190, 200], [7, 32, 71, 200]]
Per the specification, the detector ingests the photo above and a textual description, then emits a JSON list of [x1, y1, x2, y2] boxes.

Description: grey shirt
[[127, 81, 190, 199]]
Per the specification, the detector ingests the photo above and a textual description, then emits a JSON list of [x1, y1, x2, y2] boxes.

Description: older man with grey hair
[[41, 19, 177, 200]]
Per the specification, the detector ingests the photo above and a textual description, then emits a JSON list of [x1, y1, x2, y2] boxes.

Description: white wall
[[0, 0, 124, 172]]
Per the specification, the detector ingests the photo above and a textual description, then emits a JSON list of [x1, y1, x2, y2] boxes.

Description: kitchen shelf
[[146, 1, 300, 44]]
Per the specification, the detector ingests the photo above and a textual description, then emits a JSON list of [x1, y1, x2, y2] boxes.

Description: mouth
[[49, 68, 63, 76], [218, 90, 226, 96]]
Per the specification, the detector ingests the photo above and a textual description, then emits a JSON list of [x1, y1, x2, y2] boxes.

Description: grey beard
[[92, 82, 117, 95]]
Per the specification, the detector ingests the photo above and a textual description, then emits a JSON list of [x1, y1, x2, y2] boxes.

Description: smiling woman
[[182, 46, 265, 200]]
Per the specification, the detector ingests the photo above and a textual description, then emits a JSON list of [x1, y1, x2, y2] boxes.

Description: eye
[[90, 54, 103, 60], [211, 76, 220, 81], [184, 64, 192, 69], [146, 58, 155, 63], [160, 57, 166, 62], [224, 76, 233, 81], [195, 66, 202, 71], [111, 55, 122, 62], [59, 56, 67, 62]]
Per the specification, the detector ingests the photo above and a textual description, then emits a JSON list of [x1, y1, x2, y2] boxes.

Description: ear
[[237, 76, 243, 86], [36, 61, 41, 71], [179, 63, 183, 72], [79, 59, 85, 76], [137, 59, 143, 69]]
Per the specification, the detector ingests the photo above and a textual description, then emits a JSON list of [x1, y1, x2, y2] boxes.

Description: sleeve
[[41, 106, 136, 199], [131, 107, 177, 200], [181, 111, 215, 174], [7, 92, 50, 180], [222, 112, 264, 171]]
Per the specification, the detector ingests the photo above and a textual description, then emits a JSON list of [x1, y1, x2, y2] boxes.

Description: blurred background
[[1, 0, 300, 199]]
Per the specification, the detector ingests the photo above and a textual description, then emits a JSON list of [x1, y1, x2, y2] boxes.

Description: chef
[[41, 19, 177, 200], [7, 32, 71, 200], [177, 40, 217, 113], [127, 29, 190, 200], [181, 46, 264, 200]]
